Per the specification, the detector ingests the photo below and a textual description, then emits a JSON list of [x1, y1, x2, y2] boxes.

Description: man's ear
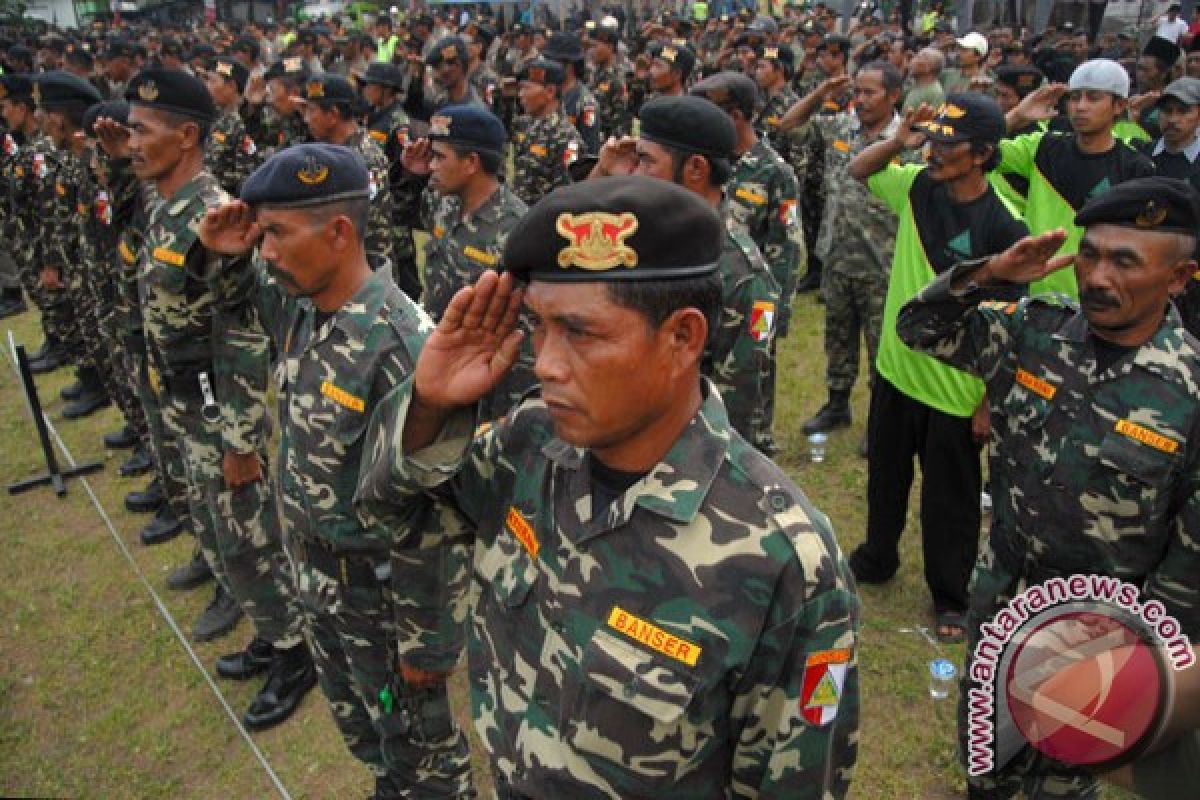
[[662, 306, 709, 368]]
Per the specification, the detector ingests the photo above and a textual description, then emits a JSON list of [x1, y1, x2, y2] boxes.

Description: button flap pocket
[[580, 629, 697, 725], [1099, 430, 1175, 486]]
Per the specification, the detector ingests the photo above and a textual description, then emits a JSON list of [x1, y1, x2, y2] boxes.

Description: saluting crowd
[[2, 2, 1200, 798]]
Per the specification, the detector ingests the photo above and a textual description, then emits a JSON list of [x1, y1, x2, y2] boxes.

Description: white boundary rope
[[5, 330, 292, 800]]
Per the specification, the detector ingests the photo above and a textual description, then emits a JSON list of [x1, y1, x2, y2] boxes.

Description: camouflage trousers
[[161, 393, 302, 648], [97, 307, 149, 442], [823, 256, 888, 393], [128, 344, 191, 523], [0, 248, 20, 290], [285, 534, 474, 798], [956, 542, 1100, 799], [391, 225, 423, 302]]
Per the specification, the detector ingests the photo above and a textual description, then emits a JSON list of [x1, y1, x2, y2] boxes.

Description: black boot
[[140, 506, 185, 546], [103, 424, 139, 449], [119, 446, 154, 477], [0, 288, 26, 319], [801, 390, 852, 435], [166, 548, 213, 591], [28, 337, 54, 362], [795, 257, 822, 292], [125, 478, 165, 513], [60, 374, 85, 401], [193, 584, 243, 642], [62, 366, 110, 419], [28, 339, 71, 374], [242, 644, 317, 731], [216, 636, 275, 680]]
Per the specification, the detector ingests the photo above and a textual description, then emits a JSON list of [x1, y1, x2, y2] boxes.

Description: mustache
[[265, 261, 301, 291], [1080, 288, 1120, 309]]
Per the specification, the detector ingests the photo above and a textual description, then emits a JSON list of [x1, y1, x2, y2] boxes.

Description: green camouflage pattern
[[337, 128, 396, 276], [757, 86, 826, 268], [35, 146, 86, 360], [562, 82, 601, 155], [589, 63, 629, 138], [366, 101, 422, 300], [510, 110, 584, 206], [205, 108, 261, 196], [355, 377, 860, 800]]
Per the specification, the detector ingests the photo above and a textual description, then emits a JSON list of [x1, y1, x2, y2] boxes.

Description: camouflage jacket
[[244, 104, 308, 160], [709, 222, 781, 452], [589, 62, 629, 139], [139, 170, 269, 455], [41, 146, 92, 291], [467, 63, 505, 119], [355, 379, 860, 799], [366, 101, 421, 229], [511, 109, 584, 207], [1, 130, 52, 269], [337, 127, 396, 272], [726, 138, 805, 335], [897, 263, 1200, 638], [115, 182, 160, 336], [205, 107, 261, 196], [562, 81, 601, 155], [813, 110, 904, 271], [81, 150, 121, 310], [422, 185, 535, 420]]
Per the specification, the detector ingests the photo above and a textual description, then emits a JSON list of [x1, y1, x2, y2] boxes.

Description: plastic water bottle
[[929, 658, 957, 699], [807, 432, 828, 463]]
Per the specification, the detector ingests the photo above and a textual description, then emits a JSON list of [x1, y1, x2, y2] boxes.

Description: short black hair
[[302, 196, 370, 243], [859, 60, 904, 93], [449, 142, 502, 175], [158, 107, 211, 145], [664, 145, 731, 188], [606, 272, 723, 345]]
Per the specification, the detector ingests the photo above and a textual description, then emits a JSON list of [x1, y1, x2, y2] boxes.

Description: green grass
[[0, 292, 1136, 798]]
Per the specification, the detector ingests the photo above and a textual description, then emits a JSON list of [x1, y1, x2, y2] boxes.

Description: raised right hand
[[983, 228, 1072, 284], [413, 270, 525, 411], [92, 117, 131, 159], [401, 137, 434, 176], [198, 200, 263, 257], [593, 135, 637, 178]]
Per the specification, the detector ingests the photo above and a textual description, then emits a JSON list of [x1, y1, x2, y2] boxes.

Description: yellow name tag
[[734, 186, 767, 205], [505, 506, 539, 558], [212, 131, 227, 143], [463, 245, 498, 266], [76, 203, 88, 216], [432, 224, 445, 239], [607, 606, 701, 667], [152, 246, 185, 267], [1115, 419, 1179, 454], [147, 365, 162, 395], [320, 381, 365, 413], [1015, 368, 1056, 400], [832, 139, 850, 153], [55, 183, 66, 196], [368, 129, 388, 144], [529, 143, 549, 157], [766, 115, 781, 126], [118, 240, 137, 264]]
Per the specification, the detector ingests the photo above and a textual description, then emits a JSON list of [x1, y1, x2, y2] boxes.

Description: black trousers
[[862, 375, 981, 613]]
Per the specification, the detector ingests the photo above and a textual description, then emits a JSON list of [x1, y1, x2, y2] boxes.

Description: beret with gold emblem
[[646, 40, 696, 79], [264, 56, 310, 83], [240, 142, 370, 209], [212, 57, 250, 93], [503, 176, 722, 282], [1075, 177, 1200, 236], [518, 57, 565, 86], [34, 70, 102, 111], [303, 73, 359, 110], [428, 104, 506, 156], [126, 68, 216, 122]]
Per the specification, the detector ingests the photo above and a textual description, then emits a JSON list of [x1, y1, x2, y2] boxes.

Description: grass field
[[0, 292, 1137, 799]]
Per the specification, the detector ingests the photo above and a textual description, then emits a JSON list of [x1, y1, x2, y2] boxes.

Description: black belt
[[289, 535, 386, 587]]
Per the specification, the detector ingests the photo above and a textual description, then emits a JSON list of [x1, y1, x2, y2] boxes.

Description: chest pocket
[[320, 379, 370, 448], [1092, 429, 1177, 518], [144, 229, 197, 296]]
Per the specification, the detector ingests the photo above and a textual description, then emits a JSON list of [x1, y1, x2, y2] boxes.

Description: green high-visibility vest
[[693, 1, 710, 21]]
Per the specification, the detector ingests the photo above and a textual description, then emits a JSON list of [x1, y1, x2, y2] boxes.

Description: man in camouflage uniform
[[356, 176, 860, 800], [587, 25, 629, 139], [511, 58, 584, 207], [594, 95, 781, 450], [105, 69, 314, 728], [896, 177, 1200, 799], [204, 57, 260, 197], [693, 72, 804, 455], [407, 36, 486, 122], [403, 105, 534, 419], [780, 62, 904, 438], [465, 25, 505, 121], [361, 62, 423, 301], [0, 76, 29, 319], [243, 57, 309, 160], [543, 34, 601, 155], [199, 143, 474, 800], [301, 74, 394, 275]]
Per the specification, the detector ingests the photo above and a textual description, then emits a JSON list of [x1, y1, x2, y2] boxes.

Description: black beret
[[638, 95, 736, 162], [304, 74, 358, 108], [818, 34, 852, 53], [212, 56, 250, 93], [0, 73, 34, 101], [647, 40, 696, 78], [188, 43, 217, 62], [1075, 177, 1200, 236], [83, 99, 129, 137], [503, 176, 722, 282], [7, 44, 34, 64], [472, 24, 496, 49], [359, 61, 406, 89], [241, 142, 371, 209], [1143, 35, 1181, 66], [758, 44, 795, 71], [543, 32, 585, 62], [691, 71, 759, 118], [34, 70, 103, 110], [105, 38, 136, 59], [427, 36, 468, 67], [590, 25, 620, 45], [994, 64, 1043, 97], [126, 69, 216, 122], [428, 104, 506, 156], [65, 47, 94, 69], [264, 56, 310, 82], [917, 92, 1006, 144], [519, 57, 565, 85], [232, 34, 261, 59], [160, 37, 184, 57]]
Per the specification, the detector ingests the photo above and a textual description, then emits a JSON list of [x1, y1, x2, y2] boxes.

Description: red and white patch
[[749, 300, 775, 342], [800, 648, 850, 725], [2, 134, 16, 157], [563, 139, 579, 166], [32, 152, 47, 179], [95, 190, 111, 225], [241, 135, 257, 156], [582, 103, 596, 128], [779, 198, 798, 227]]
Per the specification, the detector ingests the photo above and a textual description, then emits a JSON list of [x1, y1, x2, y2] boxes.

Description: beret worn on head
[[428, 104, 506, 156], [994, 64, 1043, 97], [34, 70, 103, 110], [638, 95, 736, 161], [126, 69, 216, 122], [519, 57, 565, 85], [241, 143, 371, 209], [83, 99, 129, 136], [359, 61, 406, 89], [543, 32, 585, 62], [304, 73, 357, 107], [647, 40, 696, 77], [264, 56, 310, 82], [691, 70, 759, 118], [1143, 35, 1181, 67], [1074, 176, 1200, 236], [503, 176, 723, 282], [213, 57, 250, 93], [0, 73, 33, 100]]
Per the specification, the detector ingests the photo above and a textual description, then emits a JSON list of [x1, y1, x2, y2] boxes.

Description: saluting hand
[[1015, 82, 1067, 123], [981, 228, 1073, 285], [400, 137, 434, 177], [413, 269, 525, 412], [92, 116, 131, 159], [199, 201, 263, 257]]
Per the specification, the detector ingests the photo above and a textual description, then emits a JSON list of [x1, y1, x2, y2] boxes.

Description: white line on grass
[[4, 333, 292, 800]]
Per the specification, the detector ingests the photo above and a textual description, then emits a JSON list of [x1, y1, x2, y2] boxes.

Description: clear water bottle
[[929, 657, 957, 700], [807, 432, 828, 463]]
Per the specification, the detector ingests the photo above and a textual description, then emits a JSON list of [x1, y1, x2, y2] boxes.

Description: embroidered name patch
[[1015, 368, 1056, 400], [735, 186, 767, 205], [607, 606, 701, 666], [463, 245, 498, 266], [118, 240, 137, 264], [320, 381, 365, 412], [505, 506, 539, 558], [1115, 419, 1179, 454], [152, 246, 186, 267]]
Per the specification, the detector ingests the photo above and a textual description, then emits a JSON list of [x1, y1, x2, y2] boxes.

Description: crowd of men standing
[[1, 1, 1200, 797]]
